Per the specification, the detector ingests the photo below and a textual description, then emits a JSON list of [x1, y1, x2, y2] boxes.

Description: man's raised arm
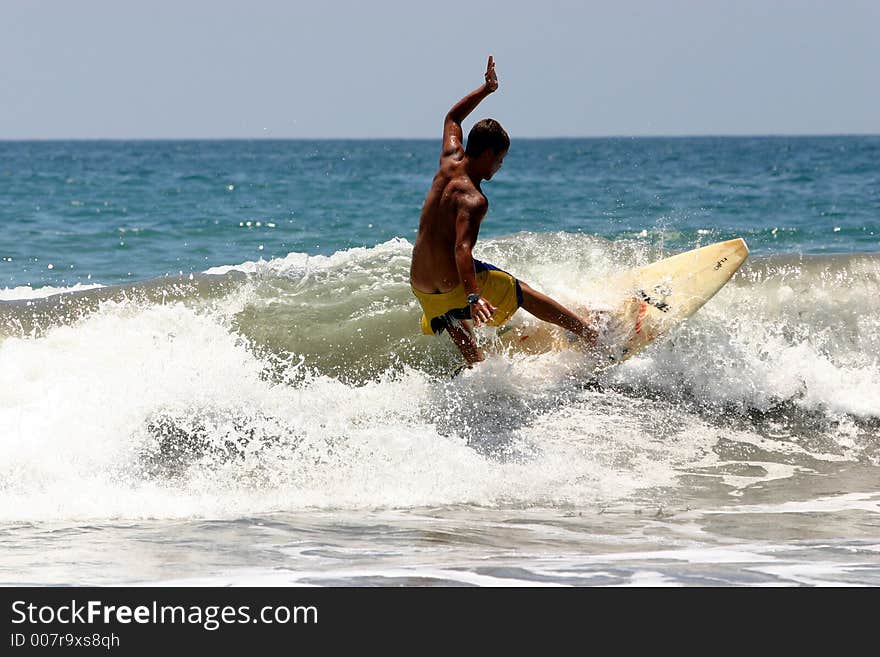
[[442, 56, 499, 158]]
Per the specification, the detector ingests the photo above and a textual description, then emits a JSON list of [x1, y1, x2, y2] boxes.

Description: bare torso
[[410, 160, 485, 294]]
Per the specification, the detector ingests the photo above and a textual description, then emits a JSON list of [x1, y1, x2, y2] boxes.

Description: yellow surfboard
[[498, 238, 749, 366]]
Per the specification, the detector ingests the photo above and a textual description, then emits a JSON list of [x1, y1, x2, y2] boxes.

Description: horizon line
[[1, 133, 878, 142]]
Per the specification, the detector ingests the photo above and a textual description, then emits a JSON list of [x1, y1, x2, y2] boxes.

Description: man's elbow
[[445, 111, 462, 126]]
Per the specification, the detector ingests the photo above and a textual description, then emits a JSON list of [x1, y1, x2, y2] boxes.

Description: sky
[[2, 0, 878, 139]]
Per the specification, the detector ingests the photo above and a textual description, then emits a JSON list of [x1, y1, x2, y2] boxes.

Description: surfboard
[[498, 238, 749, 367]]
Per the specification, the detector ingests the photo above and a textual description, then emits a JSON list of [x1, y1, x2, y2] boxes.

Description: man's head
[[465, 118, 509, 180]]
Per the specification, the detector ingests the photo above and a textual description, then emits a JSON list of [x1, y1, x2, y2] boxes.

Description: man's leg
[[445, 317, 485, 364], [519, 281, 599, 344]]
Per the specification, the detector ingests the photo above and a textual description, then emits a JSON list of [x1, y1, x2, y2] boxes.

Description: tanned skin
[[410, 56, 598, 365]]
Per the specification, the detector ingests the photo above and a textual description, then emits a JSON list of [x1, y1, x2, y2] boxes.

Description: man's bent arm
[[453, 197, 487, 296], [442, 56, 498, 157]]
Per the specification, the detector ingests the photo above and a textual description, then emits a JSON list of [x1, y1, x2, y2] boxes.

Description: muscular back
[[410, 156, 487, 294]]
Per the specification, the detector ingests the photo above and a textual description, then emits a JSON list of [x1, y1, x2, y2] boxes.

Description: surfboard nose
[[725, 237, 749, 256]]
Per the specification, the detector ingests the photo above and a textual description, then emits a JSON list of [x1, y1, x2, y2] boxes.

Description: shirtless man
[[410, 56, 599, 366]]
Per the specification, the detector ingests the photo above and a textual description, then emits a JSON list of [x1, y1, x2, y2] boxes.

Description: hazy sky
[[2, 0, 878, 139]]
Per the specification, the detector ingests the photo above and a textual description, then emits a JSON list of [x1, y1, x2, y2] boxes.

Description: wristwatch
[[466, 293, 480, 305]]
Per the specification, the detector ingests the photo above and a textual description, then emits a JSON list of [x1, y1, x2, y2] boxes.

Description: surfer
[[410, 55, 601, 365]]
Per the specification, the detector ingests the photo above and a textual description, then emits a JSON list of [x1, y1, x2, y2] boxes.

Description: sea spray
[[1, 236, 877, 523]]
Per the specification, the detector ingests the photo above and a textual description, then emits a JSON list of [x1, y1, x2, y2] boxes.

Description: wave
[[5, 234, 876, 407], [0, 234, 877, 521]]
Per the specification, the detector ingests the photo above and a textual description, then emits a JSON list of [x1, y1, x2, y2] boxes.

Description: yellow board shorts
[[411, 260, 524, 335]]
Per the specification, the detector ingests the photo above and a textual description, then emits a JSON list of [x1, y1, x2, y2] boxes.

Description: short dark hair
[[465, 118, 509, 157]]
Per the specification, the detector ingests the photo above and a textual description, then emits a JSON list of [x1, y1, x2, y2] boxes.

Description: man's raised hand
[[485, 55, 498, 93]]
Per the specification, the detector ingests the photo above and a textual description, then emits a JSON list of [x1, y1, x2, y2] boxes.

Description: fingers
[[471, 299, 496, 327], [484, 55, 498, 91], [480, 302, 495, 322]]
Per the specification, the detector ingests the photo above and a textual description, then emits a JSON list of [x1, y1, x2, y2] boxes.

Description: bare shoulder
[[447, 179, 487, 215], [441, 130, 465, 162], [441, 116, 466, 163], [438, 149, 464, 180]]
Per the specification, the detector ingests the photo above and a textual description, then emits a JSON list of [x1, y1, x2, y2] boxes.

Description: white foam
[[204, 237, 413, 279], [0, 282, 768, 523], [606, 277, 880, 419], [747, 562, 871, 587], [153, 567, 566, 587], [706, 492, 880, 516], [0, 295, 676, 521], [2, 238, 878, 522], [0, 282, 104, 301]]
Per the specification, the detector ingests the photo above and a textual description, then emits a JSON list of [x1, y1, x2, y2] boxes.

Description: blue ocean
[[1, 137, 878, 586]]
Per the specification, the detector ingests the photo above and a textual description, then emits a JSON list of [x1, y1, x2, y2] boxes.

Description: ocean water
[[1, 137, 878, 586]]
